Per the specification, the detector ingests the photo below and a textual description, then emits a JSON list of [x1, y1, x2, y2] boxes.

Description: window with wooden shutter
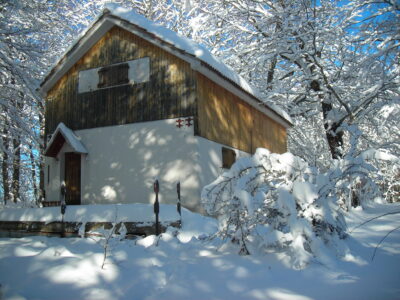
[[222, 147, 236, 169], [78, 58, 150, 93], [98, 63, 129, 88]]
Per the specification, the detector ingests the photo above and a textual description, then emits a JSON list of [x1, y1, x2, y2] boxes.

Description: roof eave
[[39, 13, 113, 97], [193, 62, 293, 128], [44, 123, 88, 157]]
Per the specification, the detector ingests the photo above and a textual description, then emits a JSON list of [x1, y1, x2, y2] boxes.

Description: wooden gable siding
[[196, 73, 287, 154], [45, 26, 196, 136]]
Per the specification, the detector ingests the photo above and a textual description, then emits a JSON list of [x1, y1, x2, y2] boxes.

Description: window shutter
[[98, 63, 129, 88], [78, 58, 149, 93]]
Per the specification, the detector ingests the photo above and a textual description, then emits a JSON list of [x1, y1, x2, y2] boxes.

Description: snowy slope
[[0, 203, 399, 300]]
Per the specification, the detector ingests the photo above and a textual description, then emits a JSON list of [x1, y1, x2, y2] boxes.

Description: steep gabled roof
[[44, 123, 88, 157], [39, 4, 292, 128]]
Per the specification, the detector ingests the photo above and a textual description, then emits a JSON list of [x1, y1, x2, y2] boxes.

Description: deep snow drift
[[0, 202, 399, 300]]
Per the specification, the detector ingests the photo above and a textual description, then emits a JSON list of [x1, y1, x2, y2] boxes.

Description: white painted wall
[[79, 118, 201, 210], [45, 156, 60, 202], [194, 136, 250, 191], [44, 118, 249, 213]]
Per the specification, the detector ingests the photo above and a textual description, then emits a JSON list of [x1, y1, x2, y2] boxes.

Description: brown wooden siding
[[45, 26, 197, 136], [196, 73, 287, 154]]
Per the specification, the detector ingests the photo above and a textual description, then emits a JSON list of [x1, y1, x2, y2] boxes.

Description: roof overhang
[[39, 14, 114, 97], [44, 123, 88, 158]]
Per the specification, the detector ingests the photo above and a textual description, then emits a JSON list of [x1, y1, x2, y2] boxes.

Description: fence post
[[153, 179, 160, 236], [177, 182, 181, 225], [60, 181, 67, 237]]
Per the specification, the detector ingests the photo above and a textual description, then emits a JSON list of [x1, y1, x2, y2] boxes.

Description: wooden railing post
[[60, 181, 67, 237], [177, 182, 181, 225], [153, 179, 160, 236]]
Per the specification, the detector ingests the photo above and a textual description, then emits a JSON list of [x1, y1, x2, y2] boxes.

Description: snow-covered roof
[[44, 122, 88, 157], [39, 4, 292, 127], [106, 4, 256, 95]]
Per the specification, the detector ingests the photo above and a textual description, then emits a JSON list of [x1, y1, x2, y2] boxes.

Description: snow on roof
[[105, 4, 292, 124], [45, 122, 88, 156], [105, 4, 256, 95], [40, 3, 292, 126]]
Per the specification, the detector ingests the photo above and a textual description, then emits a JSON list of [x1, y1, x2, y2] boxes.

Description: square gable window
[[78, 57, 149, 93], [98, 63, 129, 88]]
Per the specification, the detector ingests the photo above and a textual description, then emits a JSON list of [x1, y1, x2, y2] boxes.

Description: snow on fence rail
[[0, 203, 180, 223], [0, 203, 182, 238]]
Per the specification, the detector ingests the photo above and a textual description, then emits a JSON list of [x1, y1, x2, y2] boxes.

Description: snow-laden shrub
[[317, 149, 400, 210], [338, 124, 400, 206], [201, 149, 347, 269], [319, 157, 379, 210], [358, 149, 400, 203]]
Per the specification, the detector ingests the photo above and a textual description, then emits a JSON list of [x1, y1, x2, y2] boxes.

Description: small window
[[47, 165, 50, 185], [222, 147, 236, 169], [98, 63, 129, 88], [78, 58, 150, 93]]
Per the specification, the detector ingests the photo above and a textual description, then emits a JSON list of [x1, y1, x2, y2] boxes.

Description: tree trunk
[[310, 80, 344, 159], [11, 96, 23, 203], [1, 120, 10, 204], [266, 54, 278, 90], [39, 99, 45, 202], [29, 144, 38, 202], [11, 137, 21, 203], [321, 102, 344, 159]]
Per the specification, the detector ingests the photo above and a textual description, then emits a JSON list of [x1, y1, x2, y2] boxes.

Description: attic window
[[222, 147, 236, 169], [78, 57, 150, 93], [98, 63, 129, 88]]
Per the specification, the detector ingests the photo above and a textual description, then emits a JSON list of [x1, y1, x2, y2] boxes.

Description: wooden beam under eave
[[44, 133, 65, 158]]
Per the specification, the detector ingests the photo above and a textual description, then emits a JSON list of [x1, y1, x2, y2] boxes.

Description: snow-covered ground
[[0, 203, 399, 300]]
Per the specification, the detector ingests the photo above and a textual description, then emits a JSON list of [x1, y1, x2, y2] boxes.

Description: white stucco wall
[[45, 156, 61, 202], [78, 118, 202, 210], [194, 136, 250, 190], [44, 118, 249, 213]]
